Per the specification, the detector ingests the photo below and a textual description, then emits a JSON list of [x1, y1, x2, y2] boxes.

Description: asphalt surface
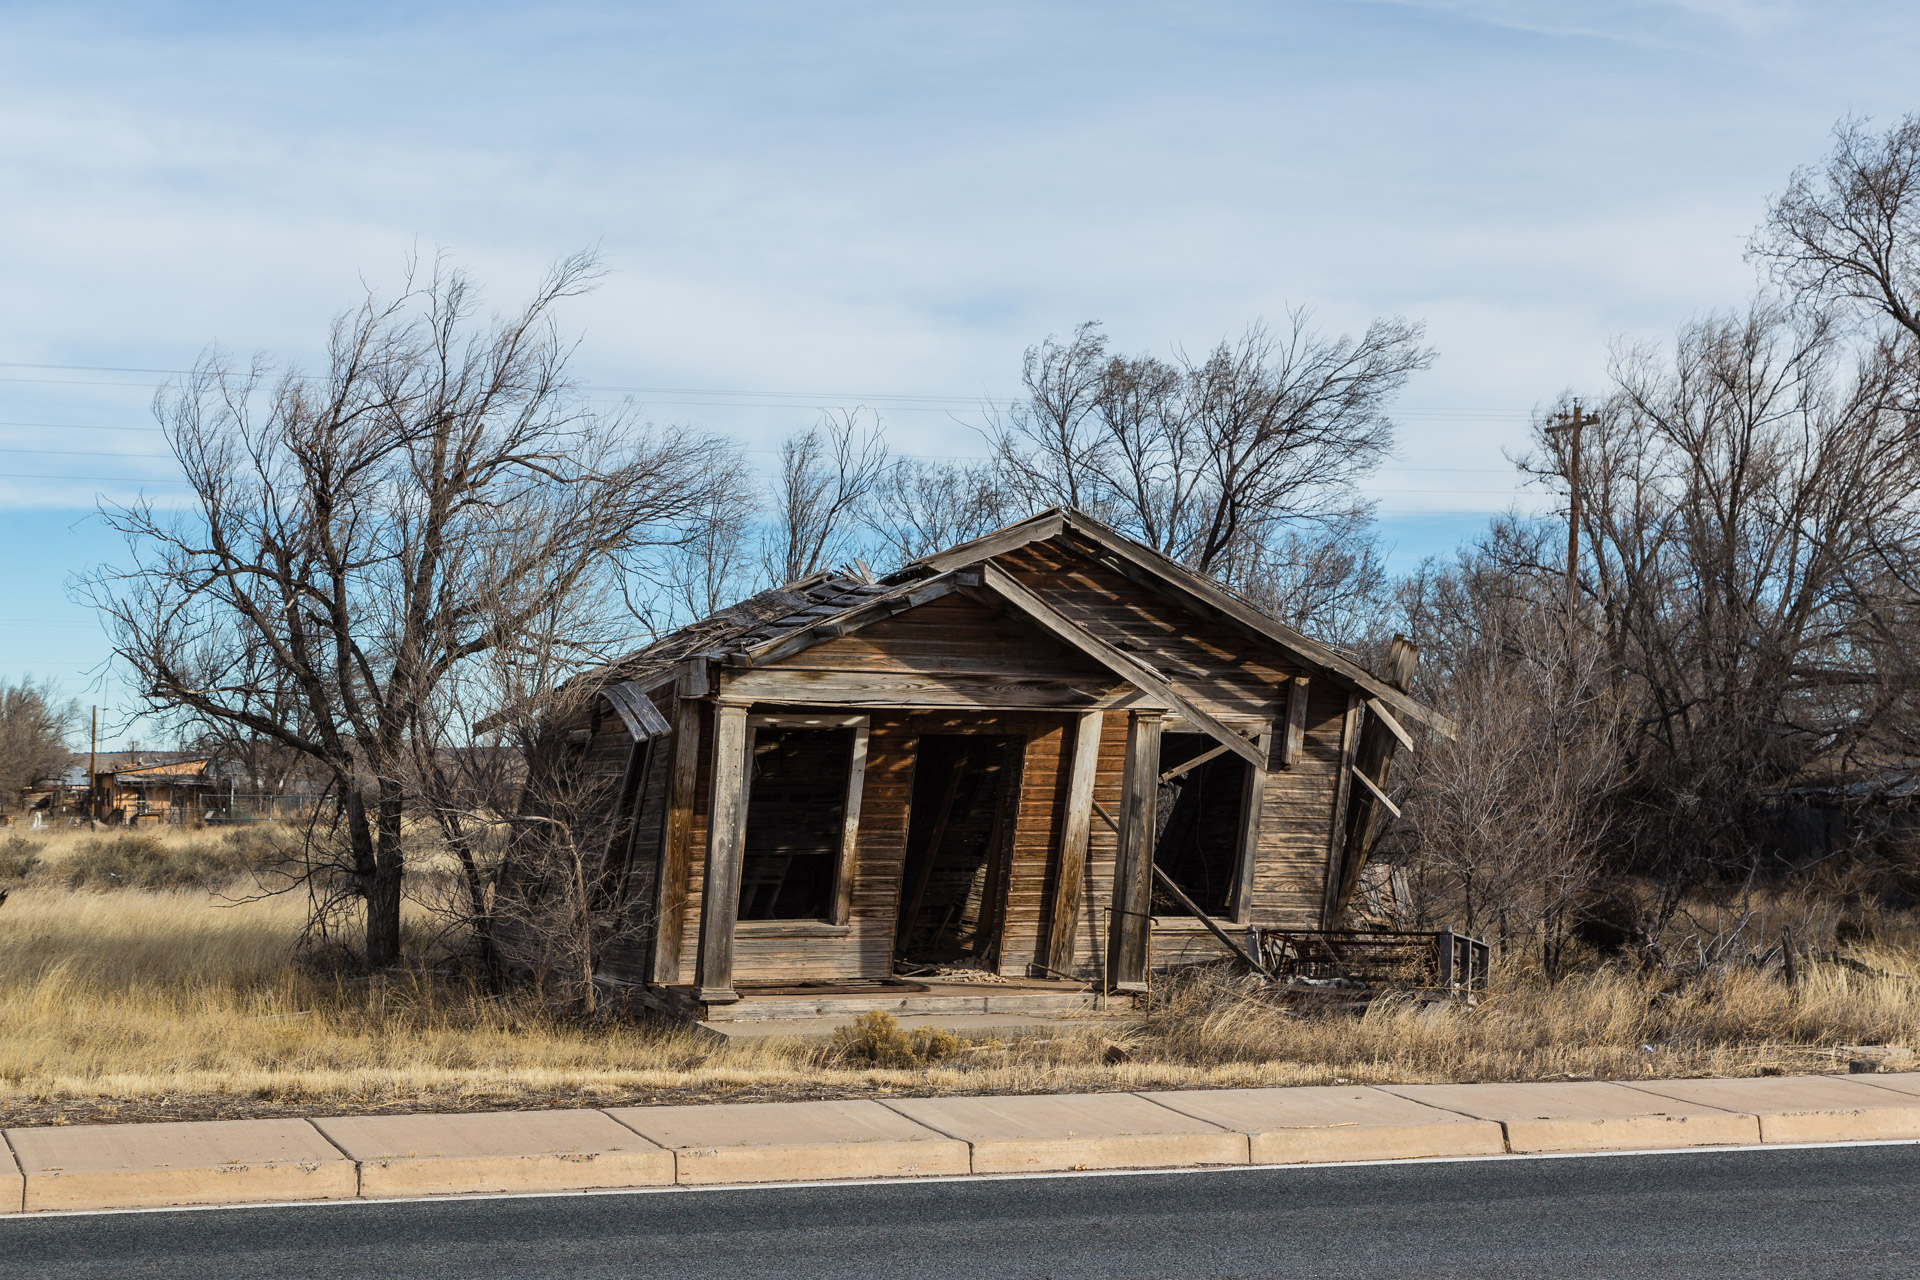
[[4, 1143, 1918, 1279]]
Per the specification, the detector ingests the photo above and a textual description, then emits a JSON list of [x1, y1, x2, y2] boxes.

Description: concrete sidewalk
[[5, 1073, 1920, 1214]]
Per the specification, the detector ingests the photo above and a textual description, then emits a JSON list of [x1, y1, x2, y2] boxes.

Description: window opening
[[895, 734, 1023, 966], [737, 726, 855, 921], [1152, 732, 1250, 918]]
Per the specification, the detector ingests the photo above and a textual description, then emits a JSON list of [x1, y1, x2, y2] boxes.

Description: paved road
[[5, 1143, 1917, 1279]]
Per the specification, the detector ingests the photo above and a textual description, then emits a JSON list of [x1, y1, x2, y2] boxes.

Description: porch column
[[1045, 710, 1104, 976], [694, 699, 752, 1004], [1106, 709, 1163, 987], [649, 677, 707, 986]]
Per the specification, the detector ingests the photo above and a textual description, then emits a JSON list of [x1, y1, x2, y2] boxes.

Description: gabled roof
[[905, 507, 1455, 738], [577, 507, 1451, 742]]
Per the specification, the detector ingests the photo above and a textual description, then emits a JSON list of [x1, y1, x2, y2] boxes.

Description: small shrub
[[59, 832, 261, 890], [0, 835, 39, 880], [831, 1011, 965, 1067]]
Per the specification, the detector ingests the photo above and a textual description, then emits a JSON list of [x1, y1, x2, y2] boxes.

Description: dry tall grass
[[2, 832, 1915, 1126]]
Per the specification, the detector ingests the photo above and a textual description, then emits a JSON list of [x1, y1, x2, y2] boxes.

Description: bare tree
[[1390, 522, 1627, 972], [762, 408, 888, 584], [85, 252, 737, 966], [0, 677, 79, 810], [1232, 513, 1389, 647], [989, 315, 1431, 592], [1528, 302, 1920, 915], [634, 455, 760, 632], [1755, 114, 1920, 342], [861, 457, 1013, 566]]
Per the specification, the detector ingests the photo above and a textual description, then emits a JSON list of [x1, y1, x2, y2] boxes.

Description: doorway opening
[[894, 734, 1024, 968], [1152, 732, 1251, 918]]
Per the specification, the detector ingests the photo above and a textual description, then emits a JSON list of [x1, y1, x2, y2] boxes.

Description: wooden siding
[[609, 536, 1363, 990], [726, 594, 1144, 711], [993, 541, 1307, 728], [1150, 678, 1349, 968]]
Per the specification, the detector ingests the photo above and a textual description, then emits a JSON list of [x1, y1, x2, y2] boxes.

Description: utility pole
[[1545, 401, 1591, 616], [87, 705, 98, 823]]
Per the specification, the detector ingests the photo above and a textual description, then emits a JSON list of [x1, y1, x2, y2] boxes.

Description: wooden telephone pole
[[87, 705, 98, 823], [1544, 402, 1592, 615]]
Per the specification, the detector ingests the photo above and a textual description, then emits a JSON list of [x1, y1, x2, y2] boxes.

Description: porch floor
[[689, 976, 1107, 1024]]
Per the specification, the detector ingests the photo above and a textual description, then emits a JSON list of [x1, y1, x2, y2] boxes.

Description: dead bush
[[831, 1011, 964, 1068], [55, 831, 265, 891], [0, 835, 39, 881]]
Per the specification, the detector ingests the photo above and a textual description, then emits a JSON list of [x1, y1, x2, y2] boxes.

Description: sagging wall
[[654, 709, 1074, 984], [599, 686, 1351, 986], [590, 538, 1362, 989], [987, 540, 1350, 974], [1146, 680, 1352, 969]]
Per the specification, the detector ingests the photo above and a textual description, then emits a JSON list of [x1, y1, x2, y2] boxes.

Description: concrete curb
[[4, 1074, 1917, 1214], [6, 1118, 355, 1213], [0, 1132, 21, 1214], [1376, 1081, 1762, 1153], [311, 1109, 674, 1199]]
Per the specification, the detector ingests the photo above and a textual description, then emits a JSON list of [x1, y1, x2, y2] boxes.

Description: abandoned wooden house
[[536, 508, 1452, 1023], [96, 756, 221, 826]]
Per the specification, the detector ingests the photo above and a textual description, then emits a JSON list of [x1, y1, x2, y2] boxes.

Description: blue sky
[[1, 0, 1914, 745]]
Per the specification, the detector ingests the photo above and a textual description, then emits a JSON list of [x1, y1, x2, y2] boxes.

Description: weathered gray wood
[[1353, 766, 1402, 818], [831, 721, 871, 926], [722, 666, 1152, 710], [1152, 862, 1254, 968], [1365, 697, 1415, 752], [914, 509, 1067, 571], [739, 572, 980, 668], [1054, 514, 1457, 739], [1319, 692, 1366, 929], [1229, 732, 1269, 922], [969, 563, 1264, 768], [1045, 710, 1103, 975], [1107, 710, 1162, 986], [978, 734, 1025, 971], [694, 701, 751, 1003], [1160, 742, 1229, 783], [1330, 636, 1419, 921], [603, 682, 673, 740], [648, 685, 706, 985], [1283, 676, 1310, 767]]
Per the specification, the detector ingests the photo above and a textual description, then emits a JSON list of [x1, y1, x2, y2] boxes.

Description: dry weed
[[1, 883, 1913, 1126]]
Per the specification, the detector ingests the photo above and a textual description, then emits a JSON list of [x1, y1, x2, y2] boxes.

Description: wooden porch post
[[694, 700, 751, 1004], [1045, 710, 1104, 976], [1319, 692, 1366, 929], [649, 677, 707, 986], [1106, 709, 1162, 987]]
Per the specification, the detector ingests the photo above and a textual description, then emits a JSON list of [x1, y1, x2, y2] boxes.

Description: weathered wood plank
[[1353, 765, 1401, 818], [968, 564, 1265, 769], [1052, 514, 1457, 739], [1365, 697, 1415, 752], [1044, 710, 1102, 976], [1283, 676, 1310, 767], [1229, 732, 1269, 922], [649, 681, 706, 985], [1107, 710, 1162, 986], [1330, 637, 1420, 921], [722, 666, 1150, 710], [830, 722, 871, 926], [694, 701, 751, 1003], [1318, 692, 1366, 930], [914, 509, 1066, 570]]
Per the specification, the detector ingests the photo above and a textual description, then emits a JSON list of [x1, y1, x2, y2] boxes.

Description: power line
[[0, 359, 1541, 417]]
